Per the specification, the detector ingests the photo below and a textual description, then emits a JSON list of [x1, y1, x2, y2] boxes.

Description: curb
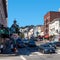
[[0, 54, 16, 57]]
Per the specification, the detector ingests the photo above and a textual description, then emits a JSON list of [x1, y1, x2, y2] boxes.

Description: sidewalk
[[0, 53, 20, 57]]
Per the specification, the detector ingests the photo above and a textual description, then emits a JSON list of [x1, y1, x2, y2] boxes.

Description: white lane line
[[57, 53, 60, 54], [34, 52, 43, 55], [29, 52, 44, 56], [29, 55, 37, 56], [56, 50, 60, 54], [20, 55, 27, 60], [57, 50, 60, 51]]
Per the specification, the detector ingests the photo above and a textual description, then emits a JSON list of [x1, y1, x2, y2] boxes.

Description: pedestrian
[[5, 38, 11, 54], [0, 43, 4, 53], [10, 33, 19, 53]]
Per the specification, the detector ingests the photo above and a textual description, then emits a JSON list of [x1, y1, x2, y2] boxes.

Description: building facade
[[49, 18, 60, 41], [0, 0, 7, 27], [33, 25, 44, 37], [19, 27, 28, 38], [44, 11, 60, 36], [20, 25, 44, 39]]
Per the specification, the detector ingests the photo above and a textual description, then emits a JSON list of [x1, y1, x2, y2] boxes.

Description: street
[[0, 0, 60, 60], [0, 43, 60, 60], [0, 52, 60, 60]]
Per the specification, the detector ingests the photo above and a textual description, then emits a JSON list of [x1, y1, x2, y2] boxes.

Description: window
[[56, 30, 58, 33], [46, 25, 48, 27]]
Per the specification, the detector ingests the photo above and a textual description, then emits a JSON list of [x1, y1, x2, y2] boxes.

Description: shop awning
[[44, 34, 49, 38]]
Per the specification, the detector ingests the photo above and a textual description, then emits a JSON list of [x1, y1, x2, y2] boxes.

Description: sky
[[8, 0, 60, 27]]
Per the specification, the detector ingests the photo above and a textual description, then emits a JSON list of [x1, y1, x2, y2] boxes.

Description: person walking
[[5, 38, 11, 54]]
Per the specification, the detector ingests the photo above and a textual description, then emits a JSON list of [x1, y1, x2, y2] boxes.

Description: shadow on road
[[17, 46, 39, 56]]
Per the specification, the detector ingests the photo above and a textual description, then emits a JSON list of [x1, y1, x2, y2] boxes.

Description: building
[[0, 0, 7, 27], [28, 28, 34, 39], [19, 27, 29, 38], [33, 25, 44, 37], [49, 18, 60, 41], [20, 25, 44, 39], [44, 11, 60, 37]]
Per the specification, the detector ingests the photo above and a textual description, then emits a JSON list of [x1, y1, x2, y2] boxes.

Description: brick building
[[0, 0, 7, 27], [44, 11, 60, 37]]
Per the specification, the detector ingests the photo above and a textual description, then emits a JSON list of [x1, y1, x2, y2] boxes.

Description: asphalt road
[[0, 53, 60, 60], [0, 41, 60, 60], [0, 46, 60, 60]]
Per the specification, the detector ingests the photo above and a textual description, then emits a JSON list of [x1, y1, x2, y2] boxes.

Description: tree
[[19, 33, 24, 39]]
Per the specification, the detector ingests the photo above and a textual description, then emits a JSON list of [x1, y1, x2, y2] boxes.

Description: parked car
[[16, 38, 25, 48], [46, 42, 56, 49], [53, 41, 60, 47], [23, 39, 29, 45], [32, 37, 38, 41], [28, 40, 36, 47], [38, 44, 56, 54]]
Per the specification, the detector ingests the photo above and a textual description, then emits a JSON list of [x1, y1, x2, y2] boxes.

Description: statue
[[10, 20, 20, 34]]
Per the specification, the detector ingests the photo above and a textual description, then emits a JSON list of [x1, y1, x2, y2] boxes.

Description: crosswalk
[[0, 49, 60, 60], [20, 55, 27, 60], [20, 52, 44, 60], [29, 50, 60, 56], [0, 51, 60, 60], [56, 49, 60, 54], [0, 52, 43, 60], [29, 52, 43, 56]]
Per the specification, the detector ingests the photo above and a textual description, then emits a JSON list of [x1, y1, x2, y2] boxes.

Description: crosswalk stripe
[[20, 55, 27, 60], [57, 53, 60, 54], [56, 49, 60, 54], [34, 52, 43, 55], [29, 52, 44, 56], [29, 55, 38, 56]]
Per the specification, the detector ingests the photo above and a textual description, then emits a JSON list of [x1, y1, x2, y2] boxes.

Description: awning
[[44, 34, 49, 38], [38, 35, 44, 38]]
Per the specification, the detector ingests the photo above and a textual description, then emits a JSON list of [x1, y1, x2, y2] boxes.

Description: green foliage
[[19, 33, 24, 38]]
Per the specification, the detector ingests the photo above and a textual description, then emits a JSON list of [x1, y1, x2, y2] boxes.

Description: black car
[[16, 38, 25, 48], [23, 39, 29, 45], [31, 37, 38, 41], [28, 40, 36, 47], [53, 41, 60, 47], [46, 42, 56, 49], [38, 44, 56, 54]]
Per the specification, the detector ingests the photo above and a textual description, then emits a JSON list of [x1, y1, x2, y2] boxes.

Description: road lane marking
[[57, 53, 60, 54], [29, 52, 44, 56], [57, 50, 60, 51], [34, 52, 43, 55], [20, 55, 27, 60], [56, 50, 60, 54], [55, 49, 60, 54]]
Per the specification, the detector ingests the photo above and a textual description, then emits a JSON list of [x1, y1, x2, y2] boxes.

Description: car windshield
[[29, 40, 35, 43], [47, 43, 53, 45], [53, 42, 58, 44], [24, 40, 28, 41], [42, 44, 50, 47]]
